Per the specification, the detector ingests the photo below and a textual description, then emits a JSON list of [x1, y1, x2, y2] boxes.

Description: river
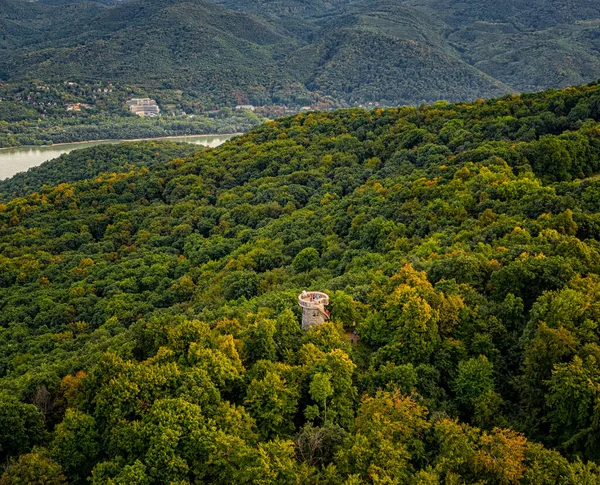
[[0, 134, 235, 181]]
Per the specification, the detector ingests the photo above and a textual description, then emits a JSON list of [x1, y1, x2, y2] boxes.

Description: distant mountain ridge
[[2, 0, 600, 105]]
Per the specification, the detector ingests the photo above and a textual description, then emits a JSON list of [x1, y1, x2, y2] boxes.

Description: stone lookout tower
[[298, 291, 329, 330]]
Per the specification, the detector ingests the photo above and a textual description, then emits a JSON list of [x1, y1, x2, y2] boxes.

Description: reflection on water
[[0, 134, 234, 181]]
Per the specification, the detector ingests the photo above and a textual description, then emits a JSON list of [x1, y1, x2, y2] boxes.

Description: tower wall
[[302, 307, 327, 330]]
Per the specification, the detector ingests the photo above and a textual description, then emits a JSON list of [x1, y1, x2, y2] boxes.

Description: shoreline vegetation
[[0, 133, 241, 151], [0, 140, 205, 200], [0, 113, 261, 149]]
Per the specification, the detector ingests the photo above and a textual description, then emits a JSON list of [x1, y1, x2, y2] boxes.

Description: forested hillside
[[1, 83, 600, 483], [0, 141, 201, 201], [3, 0, 600, 106], [0, 81, 262, 148], [407, 0, 600, 92]]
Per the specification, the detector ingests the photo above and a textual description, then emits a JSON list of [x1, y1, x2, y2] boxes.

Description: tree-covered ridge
[[2, 83, 600, 482], [4, 0, 600, 107]]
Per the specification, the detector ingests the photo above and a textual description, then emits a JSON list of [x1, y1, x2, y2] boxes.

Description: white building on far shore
[[127, 98, 160, 117]]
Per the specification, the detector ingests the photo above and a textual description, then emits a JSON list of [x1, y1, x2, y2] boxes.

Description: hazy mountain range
[[2, 0, 600, 105]]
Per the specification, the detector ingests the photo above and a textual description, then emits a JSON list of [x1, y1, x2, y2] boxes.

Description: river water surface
[[0, 134, 234, 180]]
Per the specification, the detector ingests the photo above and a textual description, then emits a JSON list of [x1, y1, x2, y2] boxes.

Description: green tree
[[244, 370, 299, 439], [546, 355, 600, 458], [365, 280, 440, 365], [222, 271, 259, 300], [91, 460, 151, 485], [453, 355, 494, 411], [336, 390, 430, 483], [0, 394, 47, 462], [50, 410, 99, 483], [292, 247, 319, 273], [329, 290, 362, 328], [242, 319, 277, 364], [309, 372, 334, 424], [0, 452, 66, 485], [274, 309, 303, 357]]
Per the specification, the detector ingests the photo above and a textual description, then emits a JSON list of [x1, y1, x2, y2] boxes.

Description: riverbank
[[0, 133, 242, 151], [0, 110, 261, 150], [0, 134, 235, 181]]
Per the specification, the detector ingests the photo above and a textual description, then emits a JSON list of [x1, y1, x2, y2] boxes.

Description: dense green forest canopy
[[2, 0, 600, 106], [2, 83, 600, 483]]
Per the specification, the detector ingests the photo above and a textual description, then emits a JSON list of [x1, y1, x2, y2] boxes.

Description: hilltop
[[1, 83, 600, 482]]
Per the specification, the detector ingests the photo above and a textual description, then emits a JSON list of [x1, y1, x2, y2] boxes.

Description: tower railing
[[298, 291, 329, 309]]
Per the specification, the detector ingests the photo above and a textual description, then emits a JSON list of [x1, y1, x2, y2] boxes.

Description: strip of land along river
[[0, 134, 235, 181]]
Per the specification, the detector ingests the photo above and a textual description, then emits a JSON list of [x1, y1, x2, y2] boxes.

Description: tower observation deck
[[298, 291, 329, 330]]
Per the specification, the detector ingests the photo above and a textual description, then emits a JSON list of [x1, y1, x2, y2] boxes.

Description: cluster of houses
[[66, 103, 91, 112], [357, 101, 380, 108], [64, 81, 113, 93]]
